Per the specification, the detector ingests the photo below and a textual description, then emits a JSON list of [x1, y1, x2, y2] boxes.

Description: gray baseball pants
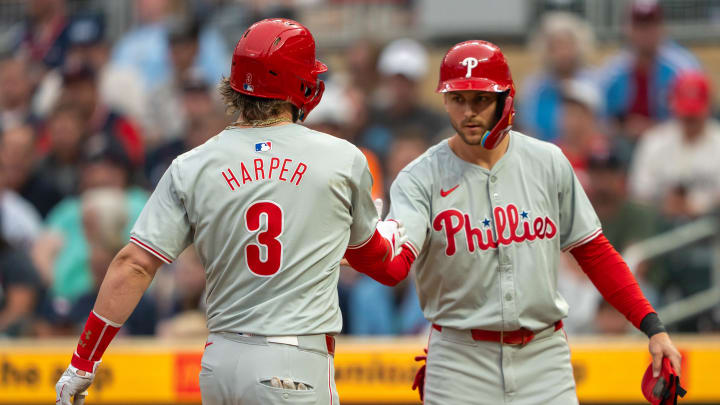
[[199, 332, 339, 404], [424, 324, 578, 405]]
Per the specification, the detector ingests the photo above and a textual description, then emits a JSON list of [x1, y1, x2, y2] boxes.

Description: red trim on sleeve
[[344, 230, 415, 286], [563, 228, 602, 252], [130, 237, 172, 263], [71, 311, 121, 373], [570, 233, 655, 329]]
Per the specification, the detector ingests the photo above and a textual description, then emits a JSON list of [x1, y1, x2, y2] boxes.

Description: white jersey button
[[490, 175, 497, 183], [493, 192, 499, 200], [504, 293, 513, 301]]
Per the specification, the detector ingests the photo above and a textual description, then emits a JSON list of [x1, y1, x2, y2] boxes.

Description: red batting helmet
[[641, 358, 687, 405], [229, 18, 327, 121], [437, 40, 515, 149]]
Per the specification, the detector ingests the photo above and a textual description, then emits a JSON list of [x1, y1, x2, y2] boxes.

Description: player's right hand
[[55, 365, 94, 405], [376, 219, 408, 260]]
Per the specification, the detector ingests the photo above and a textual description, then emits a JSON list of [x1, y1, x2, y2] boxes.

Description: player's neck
[[449, 134, 510, 169], [233, 110, 294, 128]]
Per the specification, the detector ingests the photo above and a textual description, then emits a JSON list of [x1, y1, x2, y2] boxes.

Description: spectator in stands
[[0, 58, 38, 133], [156, 248, 207, 338], [556, 79, 608, 184], [588, 153, 658, 262], [63, 13, 148, 131], [628, 70, 720, 332], [9, 0, 71, 70], [0, 161, 42, 252], [0, 233, 43, 337], [144, 19, 207, 148], [0, 126, 63, 218], [145, 80, 226, 186], [34, 104, 86, 198], [111, 0, 228, 93], [344, 39, 381, 100], [58, 63, 145, 168], [587, 151, 661, 302], [518, 12, 596, 143], [629, 71, 720, 219], [32, 144, 148, 322], [599, 0, 700, 142], [359, 39, 445, 162]]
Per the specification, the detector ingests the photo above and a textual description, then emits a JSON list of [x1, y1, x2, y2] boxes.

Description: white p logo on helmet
[[461, 57, 479, 78]]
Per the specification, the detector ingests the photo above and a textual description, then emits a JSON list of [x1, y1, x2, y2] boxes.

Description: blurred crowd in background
[[1, 0, 719, 340]]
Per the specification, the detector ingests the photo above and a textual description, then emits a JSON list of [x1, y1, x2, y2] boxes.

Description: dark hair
[[218, 77, 299, 123]]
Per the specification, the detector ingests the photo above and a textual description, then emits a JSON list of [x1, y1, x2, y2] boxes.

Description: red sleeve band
[[70, 311, 122, 373], [345, 230, 416, 286], [569, 233, 655, 329]]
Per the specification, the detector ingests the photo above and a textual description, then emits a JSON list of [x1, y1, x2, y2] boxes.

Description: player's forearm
[[570, 233, 655, 329], [93, 246, 158, 324], [70, 244, 162, 373], [345, 230, 415, 286]]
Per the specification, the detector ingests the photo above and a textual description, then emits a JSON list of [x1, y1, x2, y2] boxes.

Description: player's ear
[[442, 93, 451, 113]]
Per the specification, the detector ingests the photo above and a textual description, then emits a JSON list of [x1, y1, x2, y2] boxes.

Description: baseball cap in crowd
[[302, 82, 351, 126], [561, 79, 603, 115], [630, 0, 663, 23], [377, 38, 428, 81], [68, 13, 105, 46], [670, 70, 712, 118]]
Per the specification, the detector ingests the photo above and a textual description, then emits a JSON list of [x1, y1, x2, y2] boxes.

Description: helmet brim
[[313, 60, 328, 75], [437, 77, 511, 93]]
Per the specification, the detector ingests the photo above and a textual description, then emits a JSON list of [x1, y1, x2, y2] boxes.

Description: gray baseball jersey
[[130, 123, 378, 335], [387, 131, 602, 331]]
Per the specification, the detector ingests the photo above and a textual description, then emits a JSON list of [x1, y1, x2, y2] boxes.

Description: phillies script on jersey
[[220, 157, 308, 190], [433, 203, 558, 255]]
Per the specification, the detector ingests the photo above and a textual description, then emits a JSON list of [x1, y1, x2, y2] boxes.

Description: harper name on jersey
[[434, 203, 558, 255], [220, 157, 308, 190]]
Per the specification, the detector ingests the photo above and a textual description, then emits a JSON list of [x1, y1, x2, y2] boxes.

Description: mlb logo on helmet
[[255, 142, 272, 152], [244, 73, 254, 92]]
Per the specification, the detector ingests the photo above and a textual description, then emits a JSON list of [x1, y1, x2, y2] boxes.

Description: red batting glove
[[411, 348, 428, 401]]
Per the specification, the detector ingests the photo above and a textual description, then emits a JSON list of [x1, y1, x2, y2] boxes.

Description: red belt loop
[[431, 320, 563, 346], [325, 334, 335, 356]]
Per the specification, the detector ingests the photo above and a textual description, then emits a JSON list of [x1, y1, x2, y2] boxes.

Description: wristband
[[70, 311, 122, 373], [640, 312, 666, 338]]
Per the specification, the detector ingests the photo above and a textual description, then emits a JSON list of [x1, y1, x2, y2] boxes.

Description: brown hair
[[218, 77, 299, 123]]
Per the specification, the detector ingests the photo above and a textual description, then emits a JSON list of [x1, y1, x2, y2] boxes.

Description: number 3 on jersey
[[245, 201, 284, 276]]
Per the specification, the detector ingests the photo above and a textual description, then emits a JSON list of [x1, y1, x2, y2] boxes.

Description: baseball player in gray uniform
[[377, 41, 683, 404], [55, 19, 406, 405]]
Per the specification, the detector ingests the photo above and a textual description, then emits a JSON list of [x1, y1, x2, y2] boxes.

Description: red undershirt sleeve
[[345, 230, 416, 286], [569, 233, 655, 329]]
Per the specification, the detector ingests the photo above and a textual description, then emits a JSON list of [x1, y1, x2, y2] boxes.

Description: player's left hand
[[376, 219, 408, 260], [648, 332, 682, 378], [55, 365, 93, 405]]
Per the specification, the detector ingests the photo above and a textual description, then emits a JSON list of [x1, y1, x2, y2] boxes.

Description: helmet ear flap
[[481, 94, 514, 149], [298, 79, 325, 122]]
